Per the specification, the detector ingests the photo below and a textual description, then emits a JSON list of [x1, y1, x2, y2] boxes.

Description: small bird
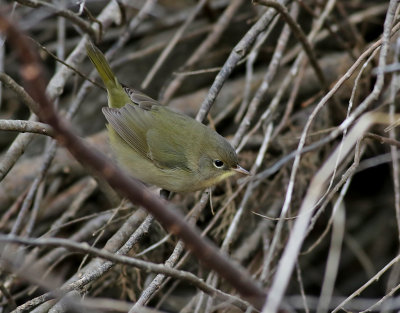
[[86, 42, 249, 192]]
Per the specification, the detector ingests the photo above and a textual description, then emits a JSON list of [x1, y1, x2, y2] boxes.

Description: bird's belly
[[108, 135, 198, 192], [125, 164, 195, 192]]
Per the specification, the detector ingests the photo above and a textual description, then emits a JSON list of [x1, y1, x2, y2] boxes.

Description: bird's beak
[[233, 165, 251, 176]]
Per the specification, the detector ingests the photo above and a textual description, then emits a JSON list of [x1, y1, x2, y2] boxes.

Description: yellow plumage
[[86, 42, 249, 192]]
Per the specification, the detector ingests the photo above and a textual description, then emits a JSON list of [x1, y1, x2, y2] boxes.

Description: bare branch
[[0, 14, 266, 309]]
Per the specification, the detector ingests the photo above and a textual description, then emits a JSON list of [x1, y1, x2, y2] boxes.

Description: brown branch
[[365, 132, 400, 148], [0, 15, 266, 309]]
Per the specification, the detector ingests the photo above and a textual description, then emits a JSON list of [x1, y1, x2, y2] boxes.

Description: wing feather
[[102, 106, 150, 160], [103, 103, 192, 172], [147, 129, 190, 171]]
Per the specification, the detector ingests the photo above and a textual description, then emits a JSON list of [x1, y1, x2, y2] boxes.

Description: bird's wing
[[102, 104, 151, 161], [103, 104, 191, 171], [146, 127, 191, 171]]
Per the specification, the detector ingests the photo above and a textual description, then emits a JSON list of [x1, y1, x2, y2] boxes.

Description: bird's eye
[[213, 160, 224, 168]]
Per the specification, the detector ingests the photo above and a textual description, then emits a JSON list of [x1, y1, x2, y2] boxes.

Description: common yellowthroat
[[86, 42, 249, 192]]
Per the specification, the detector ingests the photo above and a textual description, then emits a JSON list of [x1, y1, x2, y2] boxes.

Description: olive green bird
[[86, 42, 249, 192]]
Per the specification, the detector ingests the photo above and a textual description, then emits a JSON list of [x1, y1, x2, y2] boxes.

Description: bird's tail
[[86, 41, 131, 108]]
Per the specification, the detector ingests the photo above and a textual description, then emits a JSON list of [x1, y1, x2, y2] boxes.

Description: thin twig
[[196, 0, 289, 123], [32, 39, 104, 91], [141, 0, 208, 90], [0, 15, 266, 309], [0, 119, 53, 137], [332, 254, 400, 313], [263, 2, 398, 311], [232, 2, 296, 148], [255, 19, 400, 183], [0, 234, 250, 311], [15, 0, 97, 40], [253, 0, 328, 91], [160, 0, 245, 103]]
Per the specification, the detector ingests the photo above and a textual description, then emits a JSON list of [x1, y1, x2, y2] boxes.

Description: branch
[[0, 119, 54, 137], [195, 0, 290, 122], [0, 235, 250, 311], [253, 0, 328, 90], [0, 72, 40, 114], [0, 15, 266, 310], [15, 0, 98, 41]]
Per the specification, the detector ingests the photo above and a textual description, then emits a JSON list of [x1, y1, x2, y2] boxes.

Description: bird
[[86, 42, 249, 193]]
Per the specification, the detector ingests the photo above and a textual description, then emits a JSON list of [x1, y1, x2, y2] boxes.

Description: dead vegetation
[[0, 0, 400, 312]]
